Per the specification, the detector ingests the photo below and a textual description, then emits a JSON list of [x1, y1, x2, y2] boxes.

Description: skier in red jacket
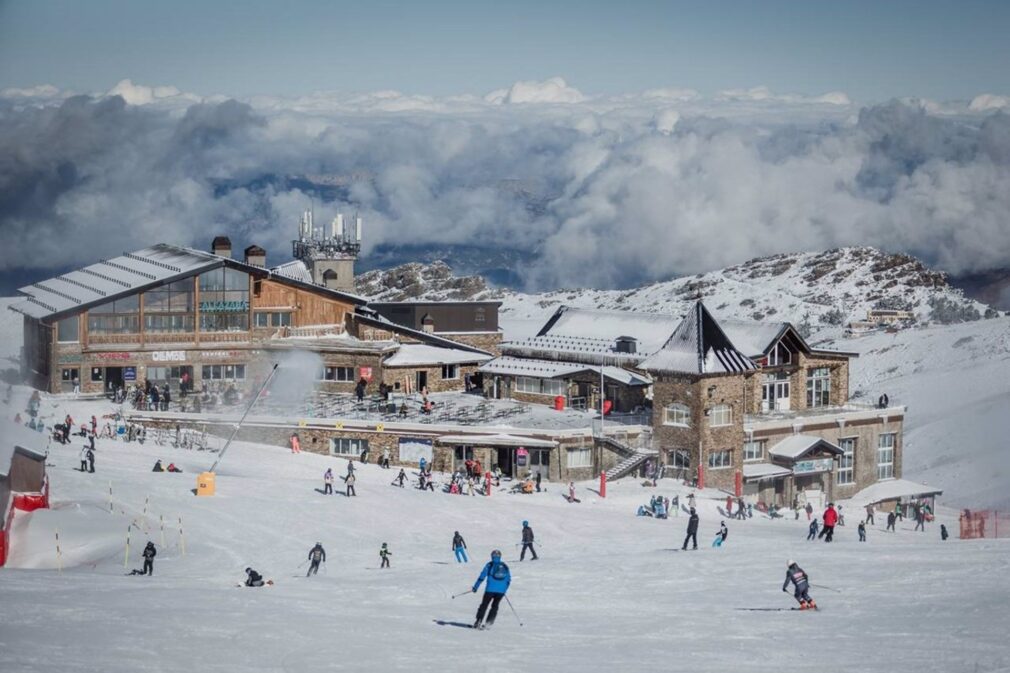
[[818, 504, 838, 542]]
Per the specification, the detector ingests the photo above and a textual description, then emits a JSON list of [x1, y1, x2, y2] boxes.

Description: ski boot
[[807, 600, 817, 610], [798, 601, 809, 610], [473, 619, 483, 630]]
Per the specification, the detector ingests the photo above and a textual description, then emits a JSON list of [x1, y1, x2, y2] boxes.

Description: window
[[766, 341, 793, 366], [441, 364, 459, 380], [330, 437, 368, 456], [516, 376, 565, 396], [148, 366, 186, 382], [145, 314, 195, 333], [61, 368, 79, 383], [475, 307, 486, 323], [91, 367, 104, 382], [143, 278, 193, 313], [837, 437, 856, 485], [668, 449, 691, 470], [319, 366, 354, 382], [199, 268, 249, 332], [709, 404, 733, 427], [567, 446, 592, 468], [743, 440, 765, 462], [707, 450, 733, 469], [87, 296, 140, 334], [529, 450, 550, 466], [202, 364, 246, 380], [877, 434, 895, 480], [806, 367, 831, 408], [254, 312, 291, 328], [57, 315, 79, 342], [664, 403, 691, 427]]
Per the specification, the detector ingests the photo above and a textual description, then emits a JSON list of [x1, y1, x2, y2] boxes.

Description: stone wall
[[381, 363, 481, 393], [436, 332, 503, 356]]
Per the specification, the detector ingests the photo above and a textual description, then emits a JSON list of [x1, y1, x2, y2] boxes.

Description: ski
[[735, 607, 820, 612]]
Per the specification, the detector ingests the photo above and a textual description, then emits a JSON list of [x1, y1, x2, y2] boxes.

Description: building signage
[[200, 350, 245, 359], [124, 367, 137, 382], [516, 447, 528, 467], [94, 352, 132, 361], [793, 458, 834, 475], [58, 354, 83, 364], [199, 300, 249, 313], [359, 366, 373, 382], [151, 350, 186, 362]]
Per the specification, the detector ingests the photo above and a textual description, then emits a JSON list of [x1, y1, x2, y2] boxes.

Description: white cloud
[[105, 79, 200, 106], [969, 93, 1010, 112], [717, 86, 852, 106], [486, 77, 585, 105]]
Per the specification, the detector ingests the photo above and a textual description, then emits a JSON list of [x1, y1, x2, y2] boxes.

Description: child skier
[[471, 549, 511, 630], [394, 468, 406, 488], [713, 521, 728, 547], [782, 560, 817, 610], [379, 543, 391, 568], [858, 521, 867, 542], [142, 542, 157, 575], [807, 518, 819, 541], [307, 542, 326, 576], [453, 531, 468, 563], [345, 472, 356, 497]]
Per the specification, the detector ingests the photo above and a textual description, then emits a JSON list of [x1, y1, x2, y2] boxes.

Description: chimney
[[211, 236, 232, 258], [244, 244, 266, 268], [615, 336, 637, 354], [421, 313, 435, 333]]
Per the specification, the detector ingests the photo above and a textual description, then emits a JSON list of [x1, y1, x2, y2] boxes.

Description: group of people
[[152, 459, 183, 473], [637, 494, 672, 518]]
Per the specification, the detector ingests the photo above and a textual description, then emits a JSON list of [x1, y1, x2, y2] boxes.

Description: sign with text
[[151, 350, 186, 362], [793, 458, 834, 475], [124, 367, 137, 382], [93, 352, 132, 361], [199, 300, 249, 313]]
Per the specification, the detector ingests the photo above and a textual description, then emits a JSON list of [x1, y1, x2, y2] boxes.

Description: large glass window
[[668, 449, 691, 469], [441, 364, 459, 380], [254, 312, 291, 328], [145, 314, 195, 333], [148, 366, 187, 383], [57, 315, 79, 342], [707, 450, 733, 469], [202, 364, 246, 381], [743, 440, 765, 462], [837, 437, 856, 485], [877, 434, 895, 480], [319, 366, 354, 382], [567, 446, 592, 468], [806, 367, 832, 408], [767, 341, 792, 366], [664, 403, 690, 427], [516, 376, 565, 396], [330, 437, 368, 456], [87, 295, 140, 334], [709, 404, 733, 427], [199, 268, 249, 332], [144, 278, 193, 313]]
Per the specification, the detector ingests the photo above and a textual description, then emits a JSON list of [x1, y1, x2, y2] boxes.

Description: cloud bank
[[0, 78, 1008, 291]]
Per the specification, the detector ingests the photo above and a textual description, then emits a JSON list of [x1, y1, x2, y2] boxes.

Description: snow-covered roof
[[383, 343, 493, 367], [845, 479, 944, 507], [502, 334, 642, 364], [537, 306, 680, 356], [271, 259, 313, 284], [436, 433, 557, 448], [478, 356, 651, 386], [742, 462, 793, 481], [719, 320, 789, 357], [768, 435, 844, 460], [10, 244, 221, 320], [638, 301, 757, 375]]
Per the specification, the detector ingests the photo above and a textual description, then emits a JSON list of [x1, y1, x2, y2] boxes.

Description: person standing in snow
[[345, 472, 356, 497], [783, 560, 816, 610], [687, 493, 696, 510], [535, 471, 541, 493], [79, 446, 89, 472], [142, 542, 157, 576], [346, 460, 355, 478], [808, 518, 820, 541], [682, 507, 700, 550], [886, 511, 896, 532], [805, 502, 813, 521], [355, 377, 366, 402], [819, 504, 838, 542], [307, 543, 326, 576], [914, 508, 926, 532], [726, 495, 734, 516], [736, 497, 746, 521], [713, 521, 728, 547], [471, 550, 511, 630], [381, 448, 390, 469], [865, 504, 875, 526], [940, 524, 949, 541], [86, 447, 95, 473], [520, 520, 538, 561], [453, 531, 468, 563], [379, 543, 391, 568], [323, 468, 334, 495], [858, 521, 867, 542]]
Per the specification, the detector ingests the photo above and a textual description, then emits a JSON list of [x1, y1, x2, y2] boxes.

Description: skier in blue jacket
[[471, 549, 511, 629]]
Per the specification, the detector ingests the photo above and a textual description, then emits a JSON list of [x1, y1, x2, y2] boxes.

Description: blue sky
[[1, 0, 1008, 100]]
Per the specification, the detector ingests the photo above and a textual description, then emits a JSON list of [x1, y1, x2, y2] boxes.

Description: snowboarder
[[244, 568, 265, 587], [307, 542, 326, 576], [379, 543, 391, 568], [345, 472, 356, 497], [520, 520, 538, 561], [471, 549, 511, 630], [886, 511, 896, 532], [682, 507, 699, 550], [808, 518, 820, 541], [713, 521, 728, 547], [940, 524, 949, 541], [783, 560, 817, 610], [142, 542, 156, 575], [393, 468, 406, 488], [819, 504, 838, 542], [858, 521, 867, 542], [453, 531, 468, 563], [323, 468, 334, 495]]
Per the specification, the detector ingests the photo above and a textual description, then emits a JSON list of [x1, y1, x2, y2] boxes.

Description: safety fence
[[959, 510, 1010, 539]]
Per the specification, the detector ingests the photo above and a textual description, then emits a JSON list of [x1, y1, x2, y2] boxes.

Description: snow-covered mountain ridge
[[357, 246, 993, 329]]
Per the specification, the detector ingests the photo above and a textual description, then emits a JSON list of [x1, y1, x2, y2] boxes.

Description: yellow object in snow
[[197, 471, 216, 496]]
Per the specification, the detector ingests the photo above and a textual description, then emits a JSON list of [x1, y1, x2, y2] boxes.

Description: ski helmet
[[382, 542, 387, 547], [245, 567, 251, 573], [522, 520, 529, 527], [787, 559, 795, 567], [491, 549, 502, 559]]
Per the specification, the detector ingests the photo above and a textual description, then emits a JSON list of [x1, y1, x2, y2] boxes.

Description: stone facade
[[435, 331, 503, 356], [381, 363, 483, 394], [744, 351, 850, 414]]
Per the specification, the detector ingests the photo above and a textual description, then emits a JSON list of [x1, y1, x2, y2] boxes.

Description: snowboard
[[235, 580, 275, 588]]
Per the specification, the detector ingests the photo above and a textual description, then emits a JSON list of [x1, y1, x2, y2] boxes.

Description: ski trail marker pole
[[178, 517, 186, 555], [55, 529, 63, 574], [124, 525, 131, 568], [504, 595, 524, 626], [108, 482, 113, 513], [160, 515, 166, 548]]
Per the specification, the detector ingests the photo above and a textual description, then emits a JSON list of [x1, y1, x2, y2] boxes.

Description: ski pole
[[504, 595, 524, 627], [810, 583, 841, 593], [451, 590, 472, 600]]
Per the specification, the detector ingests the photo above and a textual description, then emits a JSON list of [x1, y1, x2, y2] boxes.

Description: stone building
[[641, 301, 905, 509]]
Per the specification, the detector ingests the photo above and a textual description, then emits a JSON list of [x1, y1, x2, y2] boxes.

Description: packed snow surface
[[1, 390, 1009, 673]]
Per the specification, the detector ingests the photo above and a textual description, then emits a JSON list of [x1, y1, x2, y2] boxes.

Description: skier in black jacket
[[682, 508, 699, 550], [307, 543, 326, 576], [783, 560, 816, 609], [142, 542, 157, 575], [520, 520, 538, 560]]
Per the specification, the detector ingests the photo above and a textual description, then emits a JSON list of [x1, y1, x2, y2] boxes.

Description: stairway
[[599, 434, 658, 481]]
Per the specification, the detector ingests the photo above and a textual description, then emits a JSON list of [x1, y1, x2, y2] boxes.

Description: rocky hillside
[[357, 247, 993, 330]]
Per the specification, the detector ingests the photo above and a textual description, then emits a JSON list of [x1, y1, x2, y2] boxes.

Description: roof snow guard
[[638, 301, 757, 375]]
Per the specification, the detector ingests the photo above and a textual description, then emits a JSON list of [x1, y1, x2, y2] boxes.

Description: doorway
[[497, 447, 514, 478], [105, 366, 125, 393], [529, 449, 551, 481], [761, 373, 791, 412], [416, 370, 428, 393]]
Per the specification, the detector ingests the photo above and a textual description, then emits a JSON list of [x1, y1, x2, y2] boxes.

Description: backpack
[[490, 561, 509, 581]]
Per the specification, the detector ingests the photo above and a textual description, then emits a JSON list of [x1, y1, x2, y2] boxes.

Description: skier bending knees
[[472, 549, 511, 629], [783, 560, 817, 610]]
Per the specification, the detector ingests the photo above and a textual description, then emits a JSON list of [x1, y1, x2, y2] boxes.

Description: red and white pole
[[600, 471, 606, 498]]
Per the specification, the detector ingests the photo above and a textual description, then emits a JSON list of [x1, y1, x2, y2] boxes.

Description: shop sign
[[124, 367, 137, 381], [516, 447, 528, 467], [151, 350, 186, 362], [200, 350, 244, 359], [94, 352, 132, 361], [793, 458, 834, 475], [200, 300, 249, 313], [58, 354, 83, 364], [359, 366, 373, 382]]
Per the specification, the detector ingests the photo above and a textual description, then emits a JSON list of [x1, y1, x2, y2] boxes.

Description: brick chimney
[[211, 236, 232, 259], [244, 244, 266, 268]]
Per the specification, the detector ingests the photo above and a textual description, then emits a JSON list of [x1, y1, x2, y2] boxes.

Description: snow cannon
[[197, 471, 216, 496]]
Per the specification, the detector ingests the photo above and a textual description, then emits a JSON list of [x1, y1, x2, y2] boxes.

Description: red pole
[[485, 471, 491, 497], [697, 464, 705, 490], [735, 470, 742, 498], [600, 471, 606, 498]]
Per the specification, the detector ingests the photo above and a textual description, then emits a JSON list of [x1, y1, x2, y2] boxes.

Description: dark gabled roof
[[639, 301, 757, 375], [354, 313, 492, 357], [244, 244, 266, 256]]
